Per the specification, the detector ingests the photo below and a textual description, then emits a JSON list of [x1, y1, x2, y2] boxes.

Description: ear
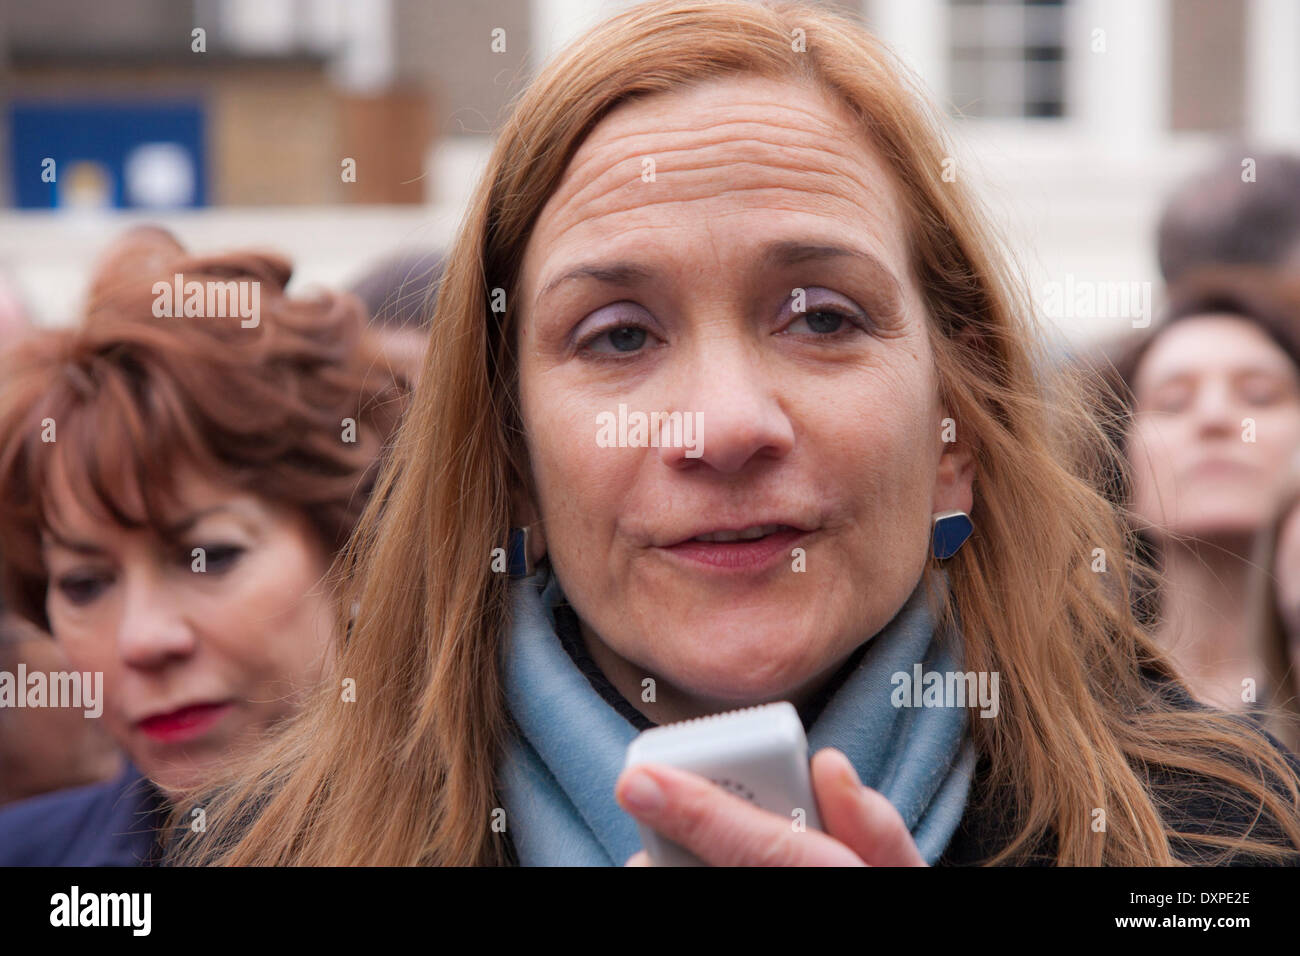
[[932, 411, 977, 517], [508, 481, 547, 566]]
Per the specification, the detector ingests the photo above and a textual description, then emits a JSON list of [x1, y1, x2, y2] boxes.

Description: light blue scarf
[[497, 564, 979, 865]]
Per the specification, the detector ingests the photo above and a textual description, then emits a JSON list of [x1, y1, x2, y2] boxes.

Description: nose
[[116, 569, 197, 669], [658, 338, 794, 473], [1190, 378, 1238, 438]]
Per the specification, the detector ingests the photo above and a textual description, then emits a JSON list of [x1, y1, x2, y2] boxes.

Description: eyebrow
[[535, 239, 902, 309], [42, 530, 104, 556], [1149, 364, 1295, 385], [42, 505, 238, 555]]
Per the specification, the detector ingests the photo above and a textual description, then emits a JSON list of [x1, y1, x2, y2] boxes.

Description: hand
[[615, 747, 927, 866]]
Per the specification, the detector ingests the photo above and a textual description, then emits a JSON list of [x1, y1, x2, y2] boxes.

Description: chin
[[664, 644, 821, 705], [140, 764, 202, 799], [134, 747, 226, 798]]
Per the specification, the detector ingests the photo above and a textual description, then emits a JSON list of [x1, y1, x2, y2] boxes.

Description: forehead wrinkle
[[552, 124, 890, 226], [558, 94, 860, 185], [553, 194, 899, 273], [542, 147, 901, 275]]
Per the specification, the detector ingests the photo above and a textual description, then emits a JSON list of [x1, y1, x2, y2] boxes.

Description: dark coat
[[0, 762, 166, 866], [937, 698, 1300, 866], [938, 745, 1300, 866]]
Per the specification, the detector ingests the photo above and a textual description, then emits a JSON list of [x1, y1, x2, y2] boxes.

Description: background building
[[1, 0, 1296, 347]]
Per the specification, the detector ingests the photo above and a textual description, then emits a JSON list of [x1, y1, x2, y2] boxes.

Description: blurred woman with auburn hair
[[0, 228, 408, 864], [170, 0, 1298, 867]]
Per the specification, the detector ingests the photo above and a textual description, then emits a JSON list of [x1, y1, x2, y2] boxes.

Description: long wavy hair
[[1245, 476, 1300, 755], [167, 0, 1300, 865]]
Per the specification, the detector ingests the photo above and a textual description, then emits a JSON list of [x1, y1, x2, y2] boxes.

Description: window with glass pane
[[949, 0, 1067, 118]]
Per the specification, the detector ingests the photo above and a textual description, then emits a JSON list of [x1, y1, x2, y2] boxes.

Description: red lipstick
[[137, 702, 232, 743]]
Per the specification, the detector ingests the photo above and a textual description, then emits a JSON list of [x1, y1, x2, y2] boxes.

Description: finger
[[625, 850, 651, 866], [615, 763, 864, 866], [811, 748, 926, 866]]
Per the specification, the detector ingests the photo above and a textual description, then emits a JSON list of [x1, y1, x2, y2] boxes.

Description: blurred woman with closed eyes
[[1103, 269, 1300, 712], [0, 230, 408, 865]]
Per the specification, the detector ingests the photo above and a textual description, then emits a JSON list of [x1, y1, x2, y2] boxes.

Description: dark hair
[[1105, 266, 1300, 412], [1157, 150, 1300, 283], [0, 237, 410, 631], [347, 249, 445, 331]]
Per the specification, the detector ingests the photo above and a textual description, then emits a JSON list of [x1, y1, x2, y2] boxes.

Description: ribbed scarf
[[497, 565, 978, 865]]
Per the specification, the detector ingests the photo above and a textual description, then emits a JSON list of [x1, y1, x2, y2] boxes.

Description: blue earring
[[931, 510, 972, 560], [507, 526, 535, 577]]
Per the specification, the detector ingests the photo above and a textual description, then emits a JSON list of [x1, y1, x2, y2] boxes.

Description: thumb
[[811, 748, 927, 866]]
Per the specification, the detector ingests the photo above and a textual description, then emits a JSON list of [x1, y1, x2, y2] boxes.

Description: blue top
[[0, 762, 166, 866]]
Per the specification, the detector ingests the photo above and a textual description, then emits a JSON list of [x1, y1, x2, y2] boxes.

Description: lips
[[688, 522, 796, 543], [137, 701, 233, 743], [660, 524, 812, 572], [664, 517, 815, 547], [1188, 458, 1255, 478]]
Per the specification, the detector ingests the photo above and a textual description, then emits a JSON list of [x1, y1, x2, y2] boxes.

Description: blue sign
[[9, 101, 206, 209]]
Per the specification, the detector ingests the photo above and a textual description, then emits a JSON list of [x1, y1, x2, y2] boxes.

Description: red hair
[[0, 233, 410, 631]]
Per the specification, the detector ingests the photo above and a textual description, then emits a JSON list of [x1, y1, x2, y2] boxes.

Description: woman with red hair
[[0, 228, 408, 864]]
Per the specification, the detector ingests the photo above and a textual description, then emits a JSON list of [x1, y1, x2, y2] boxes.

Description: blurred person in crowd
[[82, 224, 191, 310], [1100, 269, 1300, 713], [0, 269, 32, 344], [0, 230, 409, 864], [168, 0, 1300, 868], [1, 583, 123, 807], [1158, 150, 1300, 284], [0, 267, 122, 805], [347, 248, 442, 385]]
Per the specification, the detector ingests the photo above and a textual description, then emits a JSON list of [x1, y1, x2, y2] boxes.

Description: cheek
[[524, 382, 632, 549], [528, 392, 600, 497], [209, 542, 333, 687], [43, 630, 131, 739], [814, 356, 938, 500], [1128, 421, 1177, 499], [48, 608, 117, 677], [1277, 534, 1300, 618], [1255, 406, 1300, 467]]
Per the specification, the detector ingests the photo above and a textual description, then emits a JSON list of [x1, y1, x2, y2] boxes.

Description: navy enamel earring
[[507, 526, 535, 577], [931, 510, 973, 560]]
